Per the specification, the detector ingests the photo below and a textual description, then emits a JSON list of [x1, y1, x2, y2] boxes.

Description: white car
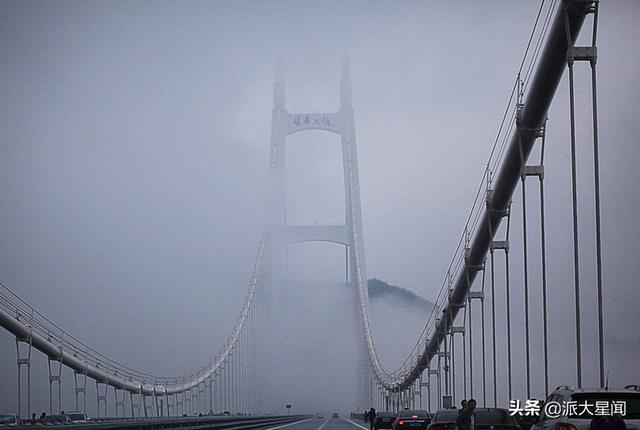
[[64, 411, 90, 423], [531, 385, 639, 430], [0, 414, 18, 426]]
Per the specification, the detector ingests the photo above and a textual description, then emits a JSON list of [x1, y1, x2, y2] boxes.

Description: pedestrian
[[458, 400, 467, 411], [39, 411, 47, 422], [364, 407, 377, 430], [456, 399, 476, 430], [31, 413, 36, 424]]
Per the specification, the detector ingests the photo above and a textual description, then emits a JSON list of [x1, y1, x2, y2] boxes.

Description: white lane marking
[[318, 419, 330, 430], [265, 418, 315, 430], [343, 418, 370, 430]]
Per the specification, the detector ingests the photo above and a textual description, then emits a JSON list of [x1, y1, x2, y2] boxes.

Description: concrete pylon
[[264, 57, 371, 408]]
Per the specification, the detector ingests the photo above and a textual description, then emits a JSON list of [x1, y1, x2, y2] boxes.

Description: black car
[[393, 410, 432, 430], [41, 414, 72, 425], [427, 409, 460, 430], [375, 411, 397, 430], [472, 408, 520, 430]]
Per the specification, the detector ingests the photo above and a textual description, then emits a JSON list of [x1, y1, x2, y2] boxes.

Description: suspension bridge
[[0, 0, 631, 426]]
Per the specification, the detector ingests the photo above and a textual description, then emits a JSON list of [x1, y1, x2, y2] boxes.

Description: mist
[[1, 0, 640, 416]]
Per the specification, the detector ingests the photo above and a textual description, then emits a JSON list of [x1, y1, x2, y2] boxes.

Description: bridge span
[[1, 0, 638, 424]]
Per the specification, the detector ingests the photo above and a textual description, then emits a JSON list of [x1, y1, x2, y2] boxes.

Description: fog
[[1, 0, 640, 416]]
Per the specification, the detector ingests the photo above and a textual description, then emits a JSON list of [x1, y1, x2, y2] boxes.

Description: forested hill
[[367, 278, 434, 312]]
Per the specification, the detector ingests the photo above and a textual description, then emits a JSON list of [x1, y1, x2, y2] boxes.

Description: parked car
[[64, 411, 89, 424], [427, 409, 460, 430], [41, 414, 72, 425], [375, 411, 397, 430], [530, 385, 640, 430], [393, 410, 432, 430], [0, 414, 18, 426], [516, 408, 541, 430], [471, 408, 520, 430]]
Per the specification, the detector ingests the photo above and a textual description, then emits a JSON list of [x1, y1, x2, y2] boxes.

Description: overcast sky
[[1, 0, 639, 415]]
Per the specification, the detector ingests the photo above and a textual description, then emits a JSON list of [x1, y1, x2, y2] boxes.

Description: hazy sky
[[1, 0, 639, 415]]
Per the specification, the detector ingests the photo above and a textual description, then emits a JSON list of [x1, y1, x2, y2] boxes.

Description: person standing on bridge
[[364, 407, 376, 430], [456, 399, 476, 430], [459, 400, 467, 411]]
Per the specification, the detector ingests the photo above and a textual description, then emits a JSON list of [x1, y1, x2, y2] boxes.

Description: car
[[373, 411, 396, 430], [393, 410, 432, 430], [41, 414, 72, 425], [0, 414, 19, 426], [516, 407, 541, 430], [317, 413, 325, 419], [375, 411, 398, 430], [530, 385, 640, 430], [469, 408, 520, 430], [64, 411, 89, 423], [333, 413, 340, 418], [427, 409, 460, 430]]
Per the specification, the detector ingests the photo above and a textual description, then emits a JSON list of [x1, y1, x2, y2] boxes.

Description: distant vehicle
[[317, 413, 325, 419], [64, 411, 89, 423], [393, 410, 431, 430], [466, 408, 519, 430], [530, 385, 640, 430], [332, 413, 340, 418], [427, 409, 460, 430], [0, 414, 18, 426], [374, 411, 397, 430], [41, 414, 72, 425]]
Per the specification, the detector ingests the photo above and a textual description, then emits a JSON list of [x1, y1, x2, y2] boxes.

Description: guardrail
[[8, 414, 310, 430]]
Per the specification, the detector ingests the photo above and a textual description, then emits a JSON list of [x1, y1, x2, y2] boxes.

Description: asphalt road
[[268, 417, 370, 430]]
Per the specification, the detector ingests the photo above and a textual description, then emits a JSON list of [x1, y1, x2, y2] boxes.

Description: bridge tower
[[264, 58, 371, 410]]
